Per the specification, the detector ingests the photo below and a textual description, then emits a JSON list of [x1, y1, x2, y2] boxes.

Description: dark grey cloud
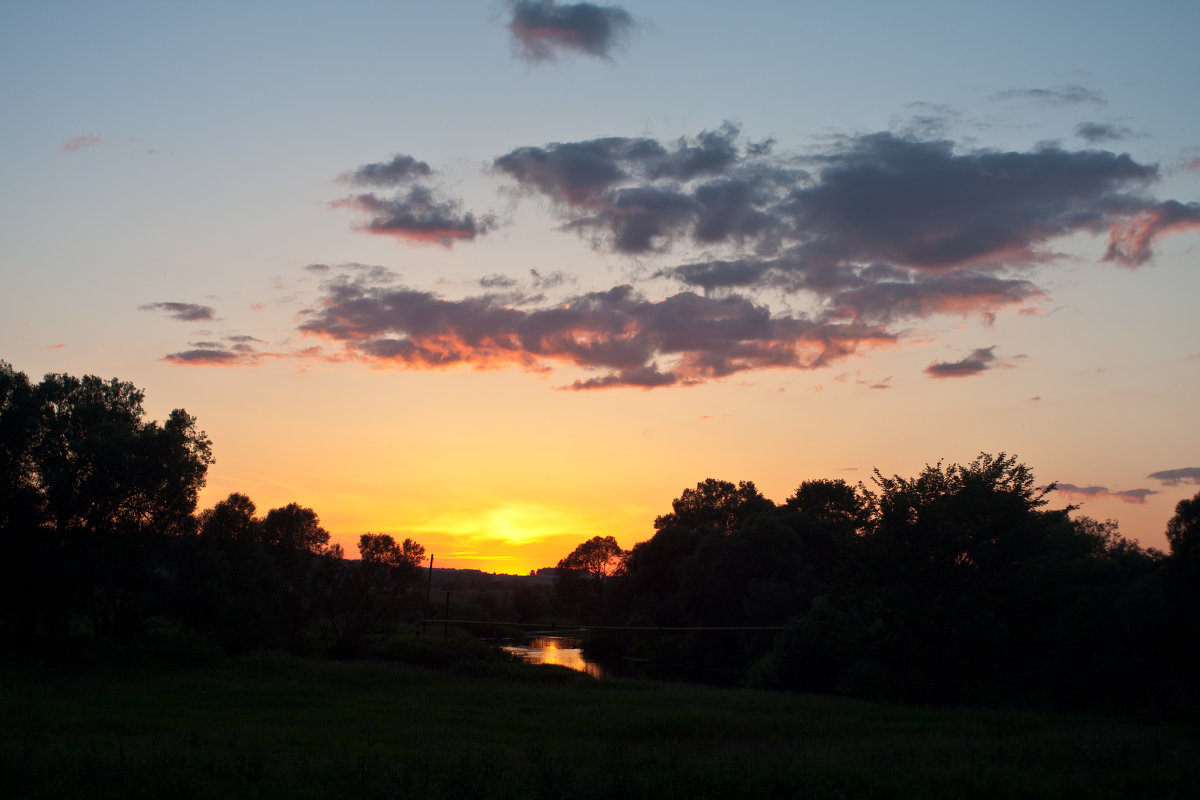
[[1074, 122, 1136, 143], [499, 128, 1184, 276], [333, 185, 496, 247], [340, 154, 433, 187], [495, 123, 799, 254], [296, 271, 894, 389], [508, 0, 635, 62], [1055, 483, 1159, 504], [1148, 467, 1200, 486], [991, 85, 1107, 106], [924, 346, 998, 378], [479, 274, 519, 289], [139, 301, 216, 321], [782, 133, 1156, 273]]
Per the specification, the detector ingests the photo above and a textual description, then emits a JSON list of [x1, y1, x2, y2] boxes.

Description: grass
[[2, 647, 1197, 799]]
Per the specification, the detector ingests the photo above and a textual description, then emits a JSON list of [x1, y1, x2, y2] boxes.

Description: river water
[[501, 636, 608, 678]]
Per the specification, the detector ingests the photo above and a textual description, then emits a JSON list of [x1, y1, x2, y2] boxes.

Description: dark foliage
[[582, 455, 1188, 711]]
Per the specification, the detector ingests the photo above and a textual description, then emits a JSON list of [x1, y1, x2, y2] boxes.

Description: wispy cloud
[[991, 84, 1107, 107], [924, 346, 999, 379], [508, 0, 635, 63], [1055, 483, 1159, 504], [139, 301, 216, 321], [1147, 467, 1200, 487], [1074, 121, 1136, 143], [61, 133, 102, 152]]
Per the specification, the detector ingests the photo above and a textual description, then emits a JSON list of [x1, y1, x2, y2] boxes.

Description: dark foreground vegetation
[[4, 649, 1199, 800], [3, 360, 1200, 718]]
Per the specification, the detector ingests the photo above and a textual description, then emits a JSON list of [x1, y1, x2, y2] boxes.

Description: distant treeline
[[3, 362, 1198, 713]]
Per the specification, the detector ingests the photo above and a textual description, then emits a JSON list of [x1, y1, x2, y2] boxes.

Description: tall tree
[[0, 363, 213, 645]]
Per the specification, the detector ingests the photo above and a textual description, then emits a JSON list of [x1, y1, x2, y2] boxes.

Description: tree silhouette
[[1166, 492, 1200, 565], [654, 478, 774, 535], [785, 478, 870, 529], [322, 533, 426, 655], [1166, 492, 1200, 672], [0, 362, 213, 646], [557, 535, 625, 580], [554, 535, 626, 620]]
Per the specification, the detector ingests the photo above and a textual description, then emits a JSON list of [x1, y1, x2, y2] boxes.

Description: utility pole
[[421, 554, 434, 637]]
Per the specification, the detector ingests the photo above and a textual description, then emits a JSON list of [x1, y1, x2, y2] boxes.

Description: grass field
[[3, 647, 1197, 799]]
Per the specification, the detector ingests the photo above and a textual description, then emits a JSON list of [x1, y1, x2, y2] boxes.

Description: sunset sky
[[3, 1, 1198, 573]]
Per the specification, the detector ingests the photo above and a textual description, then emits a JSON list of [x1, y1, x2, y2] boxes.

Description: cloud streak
[[1055, 483, 1159, 504], [1147, 467, 1200, 486], [62, 133, 102, 152], [508, 0, 635, 62], [991, 85, 1106, 106], [139, 301, 216, 321], [163, 335, 271, 366], [924, 346, 999, 379], [1075, 122, 1136, 143]]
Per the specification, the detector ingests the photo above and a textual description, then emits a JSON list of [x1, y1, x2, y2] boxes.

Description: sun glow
[[410, 502, 587, 546]]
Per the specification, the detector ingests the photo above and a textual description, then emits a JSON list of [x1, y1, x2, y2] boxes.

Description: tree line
[[551, 459, 1200, 710], [0, 363, 427, 659]]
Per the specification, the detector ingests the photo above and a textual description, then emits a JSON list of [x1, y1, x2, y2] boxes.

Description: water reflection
[[502, 636, 607, 678]]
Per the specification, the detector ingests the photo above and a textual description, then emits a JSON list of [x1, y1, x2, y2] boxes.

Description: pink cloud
[[62, 133, 102, 152], [1105, 201, 1200, 267]]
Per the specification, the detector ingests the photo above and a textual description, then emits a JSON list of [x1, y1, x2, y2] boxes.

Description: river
[[501, 635, 608, 678]]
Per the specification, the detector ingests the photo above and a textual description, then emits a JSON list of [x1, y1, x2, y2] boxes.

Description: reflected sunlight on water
[[502, 636, 607, 678]]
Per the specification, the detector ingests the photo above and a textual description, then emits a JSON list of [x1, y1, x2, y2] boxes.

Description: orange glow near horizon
[[197, 477, 657, 576]]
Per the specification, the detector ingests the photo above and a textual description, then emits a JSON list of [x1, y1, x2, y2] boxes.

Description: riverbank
[[3, 652, 1196, 799]]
